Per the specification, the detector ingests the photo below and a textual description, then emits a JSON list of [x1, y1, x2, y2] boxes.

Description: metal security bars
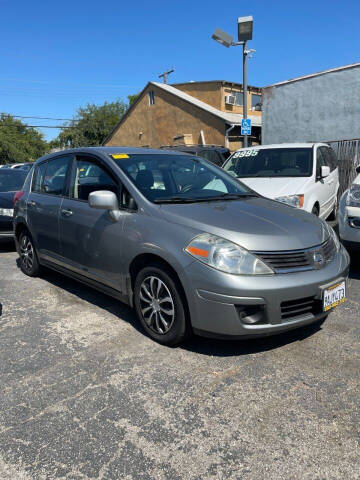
[[329, 139, 360, 196]]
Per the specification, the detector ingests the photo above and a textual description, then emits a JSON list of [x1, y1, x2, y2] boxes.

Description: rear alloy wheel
[[19, 231, 40, 277], [134, 265, 189, 346]]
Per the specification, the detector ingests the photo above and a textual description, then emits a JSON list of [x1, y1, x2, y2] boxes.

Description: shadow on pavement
[[0, 240, 16, 253], [182, 319, 326, 357], [349, 255, 360, 280], [29, 266, 143, 335]]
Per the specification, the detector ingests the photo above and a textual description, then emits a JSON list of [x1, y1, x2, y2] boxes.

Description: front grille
[[253, 237, 336, 273], [281, 296, 322, 320]]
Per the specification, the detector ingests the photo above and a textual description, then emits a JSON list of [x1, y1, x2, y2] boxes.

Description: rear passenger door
[[26, 155, 72, 259], [59, 154, 125, 288]]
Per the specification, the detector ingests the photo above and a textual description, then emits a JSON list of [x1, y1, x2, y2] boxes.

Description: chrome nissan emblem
[[313, 251, 325, 267]]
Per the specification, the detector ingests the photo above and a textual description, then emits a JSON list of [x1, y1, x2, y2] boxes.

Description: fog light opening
[[236, 305, 265, 325], [349, 217, 360, 229]]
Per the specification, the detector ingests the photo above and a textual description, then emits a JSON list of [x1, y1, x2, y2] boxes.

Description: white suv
[[223, 143, 339, 219], [338, 164, 360, 251]]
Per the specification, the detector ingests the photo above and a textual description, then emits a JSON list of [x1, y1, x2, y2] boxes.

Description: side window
[[316, 148, 326, 177], [325, 147, 338, 171], [198, 150, 213, 163], [43, 156, 72, 196], [71, 156, 118, 202], [32, 161, 47, 193]]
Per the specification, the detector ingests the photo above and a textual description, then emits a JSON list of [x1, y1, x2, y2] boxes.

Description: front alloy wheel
[[134, 265, 189, 346], [139, 276, 175, 334]]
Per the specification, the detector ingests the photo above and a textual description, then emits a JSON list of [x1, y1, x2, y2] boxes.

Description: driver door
[[59, 154, 126, 288]]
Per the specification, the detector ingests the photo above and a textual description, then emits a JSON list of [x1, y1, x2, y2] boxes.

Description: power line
[[0, 124, 72, 129], [0, 113, 74, 121]]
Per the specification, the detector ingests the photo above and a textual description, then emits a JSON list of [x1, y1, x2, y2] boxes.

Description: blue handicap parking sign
[[241, 118, 252, 136]]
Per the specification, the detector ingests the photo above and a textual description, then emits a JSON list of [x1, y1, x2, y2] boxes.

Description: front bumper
[[182, 245, 350, 338], [339, 204, 360, 248]]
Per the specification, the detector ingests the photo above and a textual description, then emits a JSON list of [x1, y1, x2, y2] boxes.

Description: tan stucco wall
[[105, 84, 226, 148], [174, 82, 222, 110]]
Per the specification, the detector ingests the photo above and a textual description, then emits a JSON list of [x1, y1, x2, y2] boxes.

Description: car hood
[[237, 176, 311, 198], [159, 197, 329, 251], [0, 191, 15, 208]]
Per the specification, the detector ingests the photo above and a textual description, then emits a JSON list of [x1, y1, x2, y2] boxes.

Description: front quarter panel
[[121, 208, 199, 298]]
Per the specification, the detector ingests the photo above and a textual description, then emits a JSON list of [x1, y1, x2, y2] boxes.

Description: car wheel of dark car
[[19, 231, 41, 277], [134, 264, 189, 346]]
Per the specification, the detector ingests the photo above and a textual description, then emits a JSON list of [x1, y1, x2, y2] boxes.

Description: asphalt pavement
[[0, 241, 359, 480]]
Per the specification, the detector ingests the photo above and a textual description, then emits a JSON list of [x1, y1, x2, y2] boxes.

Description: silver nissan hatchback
[[14, 147, 349, 345]]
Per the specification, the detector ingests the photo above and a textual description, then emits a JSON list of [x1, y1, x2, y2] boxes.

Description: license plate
[[323, 281, 346, 311]]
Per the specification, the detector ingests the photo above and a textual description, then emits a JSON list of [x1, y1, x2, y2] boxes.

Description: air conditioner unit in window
[[225, 95, 236, 105]]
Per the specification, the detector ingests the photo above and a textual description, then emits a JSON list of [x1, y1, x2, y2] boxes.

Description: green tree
[[50, 99, 127, 149], [0, 114, 48, 165], [127, 93, 139, 108]]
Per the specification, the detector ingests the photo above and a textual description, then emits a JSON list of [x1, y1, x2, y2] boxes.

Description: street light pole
[[242, 41, 248, 148], [212, 16, 254, 150]]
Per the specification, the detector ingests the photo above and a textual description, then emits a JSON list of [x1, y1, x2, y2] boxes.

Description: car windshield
[[223, 148, 313, 178], [0, 169, 27, 192], [113, 154, 255, 203]]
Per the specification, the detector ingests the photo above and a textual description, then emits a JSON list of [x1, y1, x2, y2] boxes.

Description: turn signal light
[[13, 190, 25, 206]]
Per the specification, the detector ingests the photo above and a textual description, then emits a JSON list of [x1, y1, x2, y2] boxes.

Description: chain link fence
[[329, 139, 360, 196]]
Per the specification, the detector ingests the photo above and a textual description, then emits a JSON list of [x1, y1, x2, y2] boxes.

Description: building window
[[148, 91, 155, 105], [232, 92, 243, 106], [251, 94, 261, 109]]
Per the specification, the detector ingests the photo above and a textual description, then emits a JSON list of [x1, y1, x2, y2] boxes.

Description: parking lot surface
[[0, 243, 359, 480]]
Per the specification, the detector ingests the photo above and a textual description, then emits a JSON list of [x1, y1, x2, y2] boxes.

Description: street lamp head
[[237, 16, 253, 42], [211, 28, 233, 48]]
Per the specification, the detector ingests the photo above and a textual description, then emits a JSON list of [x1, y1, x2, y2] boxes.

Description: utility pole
[[158, 68, 174, 84]]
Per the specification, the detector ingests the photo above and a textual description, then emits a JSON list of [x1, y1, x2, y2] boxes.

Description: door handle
[[61, 208, 73, 217], [28, 201, 36, 207]]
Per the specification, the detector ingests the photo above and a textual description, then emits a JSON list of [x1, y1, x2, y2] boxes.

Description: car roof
[[36, 146, 189, 163], [161, 145, 227, 151], [234, 143, 329, 151]]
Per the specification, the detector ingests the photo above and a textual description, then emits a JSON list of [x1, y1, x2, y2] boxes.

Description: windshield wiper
[[153, 196, 198, 204], [153, 192, 258, 204]]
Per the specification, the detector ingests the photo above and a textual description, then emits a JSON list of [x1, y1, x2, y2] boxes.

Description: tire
[[327, 193, 339, 221], [18, 230, 41, 277], [134, 264, 189, 346], [311, 205, 319, 216]]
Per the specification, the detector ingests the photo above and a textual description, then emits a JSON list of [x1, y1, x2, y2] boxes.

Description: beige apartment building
[[104, 80, 262, 151]]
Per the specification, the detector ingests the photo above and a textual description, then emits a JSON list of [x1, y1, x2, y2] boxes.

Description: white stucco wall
[[262, 65, 360, 144]]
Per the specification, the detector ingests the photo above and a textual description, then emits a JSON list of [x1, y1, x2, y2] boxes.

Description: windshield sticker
[[112, 154, 130, 159], [233, 150, 259, 159]]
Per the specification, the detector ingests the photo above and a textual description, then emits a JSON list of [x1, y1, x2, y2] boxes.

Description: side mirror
[[88, 190, 121, 221], [356, 164, 360, 174], [321, 166, 330, 178]]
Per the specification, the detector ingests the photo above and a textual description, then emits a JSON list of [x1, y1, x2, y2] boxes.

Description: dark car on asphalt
[[0, 168, 27, 241], [160, 145, 230, 167]]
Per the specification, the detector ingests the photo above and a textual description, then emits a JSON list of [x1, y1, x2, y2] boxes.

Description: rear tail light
[[13, 190, 25, 206]]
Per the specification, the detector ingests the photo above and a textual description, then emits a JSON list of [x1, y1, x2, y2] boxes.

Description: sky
[[0, 0, 359, 140]]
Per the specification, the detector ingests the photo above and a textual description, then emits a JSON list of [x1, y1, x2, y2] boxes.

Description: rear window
[[0, 170, 27, 192], [224, 148, 313, 178]]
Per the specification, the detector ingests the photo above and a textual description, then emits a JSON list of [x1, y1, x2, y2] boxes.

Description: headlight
[[322, 220, 341, 252], [275, 194, 304, 208], [0, 208, 14, 217], [185, 233, 274, 275], [346, 184, 360, 207]]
